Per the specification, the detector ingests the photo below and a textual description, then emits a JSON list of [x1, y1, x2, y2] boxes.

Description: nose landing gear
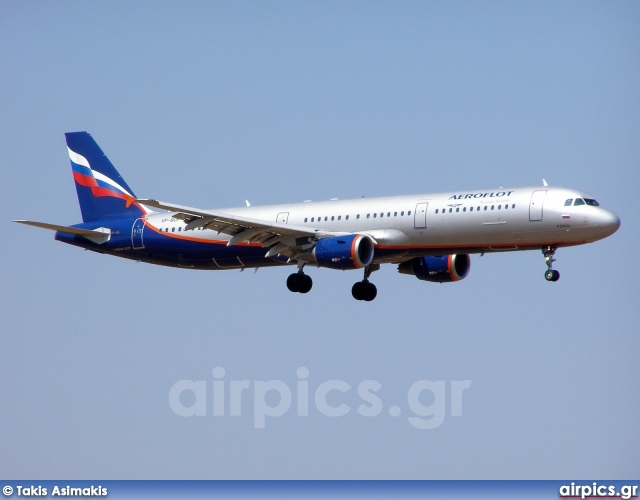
[[543, 246, 560, 282]]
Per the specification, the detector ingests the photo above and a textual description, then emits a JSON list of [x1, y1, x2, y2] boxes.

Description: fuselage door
[[132, 218, 145, 249], [414, 202, 428, 229], [276, 212, 289, 224], [529, 190, 547, 221]]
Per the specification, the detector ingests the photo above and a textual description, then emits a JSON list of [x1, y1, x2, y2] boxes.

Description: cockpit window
[[573, 198, 585, 206], [564, 199, 573, 206], [584, 198, 599, 206]]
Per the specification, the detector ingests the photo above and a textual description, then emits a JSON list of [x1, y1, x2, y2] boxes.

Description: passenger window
[[346, 215, 349, 220], [564, 199, 573, 206], [172, 227, 175, 232], [304, 218, 308, 223], [373, 213, 377, 218], [484, 206, 487, 211], [408, 211, 411, 215], [504, 205, 508, 209], [338, 215, 341, 220], [331, 216, 335, 221], [498, 205, 501, 209], [159, 228, 162, 233], [491, 205, 494, 210], [367, 214, 370, 218], [356, 214, 360, 219], [449, 208, 452, 213], [574, 198, 585, 206], [178, 227, 182, 232], [512, 204, 515, 209], [401, 211, 404, 216], [456, 208, 459, 212], [463, 207, 466, 212], [394, 212, 397, 216], [387, 212, 390, 217], [470, 207, 473, 212], [324, 216, 328, 221]]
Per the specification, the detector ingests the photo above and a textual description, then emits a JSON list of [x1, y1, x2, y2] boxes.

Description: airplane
[[15, 132, 620, 301]]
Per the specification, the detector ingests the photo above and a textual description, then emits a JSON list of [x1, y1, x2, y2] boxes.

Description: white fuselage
[[145, 186, 620, 261]]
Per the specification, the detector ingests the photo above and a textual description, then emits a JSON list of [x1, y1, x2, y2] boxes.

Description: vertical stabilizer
[[65, 132, 145, 222]]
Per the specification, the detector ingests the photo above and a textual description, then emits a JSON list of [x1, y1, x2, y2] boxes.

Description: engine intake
[[398, 254, 470, 282], [313, 234, 375, 270]]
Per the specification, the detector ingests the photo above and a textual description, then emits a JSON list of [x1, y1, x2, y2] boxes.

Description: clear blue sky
[[1, 1, 638, 479]]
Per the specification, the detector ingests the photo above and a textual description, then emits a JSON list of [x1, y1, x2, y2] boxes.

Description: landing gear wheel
[[542, 246, 560, 282], [544, 269, 560, 282], [287, 273, 313, 293], [352, 281, 366, 300], [287, 273, 301, 292], [299, 274, 313, 293], [363, 282, 377, 301], [352, 281, 377, 301], [352, 264, 380, 301]]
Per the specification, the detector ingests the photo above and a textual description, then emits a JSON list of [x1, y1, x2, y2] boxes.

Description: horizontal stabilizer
[[14, 220, 111, 244]]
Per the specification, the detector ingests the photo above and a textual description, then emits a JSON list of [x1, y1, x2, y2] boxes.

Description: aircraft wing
[[137, 199, 332, 259]]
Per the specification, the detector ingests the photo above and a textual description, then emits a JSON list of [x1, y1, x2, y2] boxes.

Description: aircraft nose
[[599, 209, 621, 236]]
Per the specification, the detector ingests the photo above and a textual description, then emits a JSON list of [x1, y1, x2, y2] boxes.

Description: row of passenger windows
[[564, 198, 599, 206], [303, 210, 412, 223], [435, 204, 516, 214], [159, 202, 525, 232]]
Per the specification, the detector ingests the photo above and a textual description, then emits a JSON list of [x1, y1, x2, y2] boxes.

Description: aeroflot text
[[449, 191, 514, 200], [168, 367, 471, 429]]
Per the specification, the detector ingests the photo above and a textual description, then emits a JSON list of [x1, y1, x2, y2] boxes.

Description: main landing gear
[[285, 263, 381, 301], [287, 263, 313, 294], [352, 264, 380, 301], [543, 246, 560, 282]]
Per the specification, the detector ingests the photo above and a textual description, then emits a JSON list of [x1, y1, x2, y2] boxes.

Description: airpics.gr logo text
[[169, 367, 471, 429]]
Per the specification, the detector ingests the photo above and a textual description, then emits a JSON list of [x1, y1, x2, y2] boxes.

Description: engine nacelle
[[398, 254, 470, 282], [312, 234, 375, 270]]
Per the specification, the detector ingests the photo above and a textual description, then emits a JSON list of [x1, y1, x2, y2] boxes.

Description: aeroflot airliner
[[15, 132, 620, 301]]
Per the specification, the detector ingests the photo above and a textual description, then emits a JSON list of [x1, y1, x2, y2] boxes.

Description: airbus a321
[[15, 132, 620, 301]]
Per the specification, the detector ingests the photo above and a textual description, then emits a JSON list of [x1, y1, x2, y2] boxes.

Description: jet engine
[[397, 254, 470, 282], [312, 234, 375, 270]]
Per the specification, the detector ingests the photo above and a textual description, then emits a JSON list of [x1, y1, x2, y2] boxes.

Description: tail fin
[[65, 132, 146, 222]]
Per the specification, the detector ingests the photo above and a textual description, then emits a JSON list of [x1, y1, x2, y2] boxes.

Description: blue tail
[[65, 132, 145, 222]]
